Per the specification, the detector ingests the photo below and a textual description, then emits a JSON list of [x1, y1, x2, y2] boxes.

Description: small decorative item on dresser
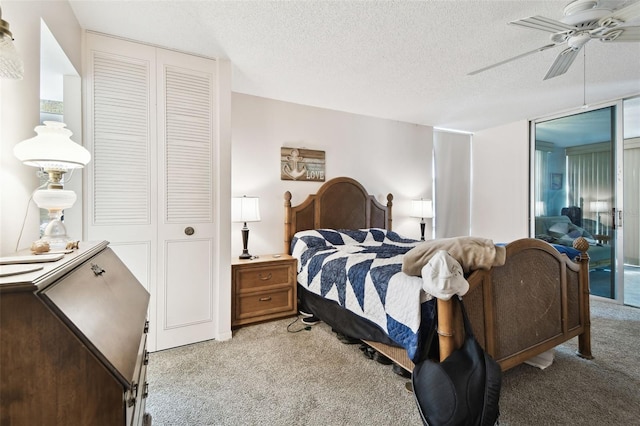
[[231, 254, 297, 327]]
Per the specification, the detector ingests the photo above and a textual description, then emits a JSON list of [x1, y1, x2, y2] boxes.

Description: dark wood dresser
[[0, 241, 151, 426]]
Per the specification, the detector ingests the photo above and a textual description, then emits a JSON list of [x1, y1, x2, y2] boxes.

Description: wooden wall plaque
[[281, 147, 325, 182]]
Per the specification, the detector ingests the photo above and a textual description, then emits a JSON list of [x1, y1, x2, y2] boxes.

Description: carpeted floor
[[589, 265, 640, 306], [146, 299, 640, 425]]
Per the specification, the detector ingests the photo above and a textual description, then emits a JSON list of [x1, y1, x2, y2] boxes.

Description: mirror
[[39, 18, 82, 240]]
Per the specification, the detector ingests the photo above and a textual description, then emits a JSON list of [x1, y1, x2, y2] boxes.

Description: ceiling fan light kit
[[469, 0, 640, 80], [562, 0, 611, 25]]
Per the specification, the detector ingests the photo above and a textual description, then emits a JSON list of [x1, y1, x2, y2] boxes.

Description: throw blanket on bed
[[402, 236, 507, 275], [291, 228, 427, 361]]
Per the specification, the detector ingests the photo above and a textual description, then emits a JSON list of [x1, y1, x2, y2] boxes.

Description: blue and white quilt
[[291, 228, 432, 361]]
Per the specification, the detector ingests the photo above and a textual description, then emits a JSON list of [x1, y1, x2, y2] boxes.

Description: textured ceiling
[[67, 0, 640, 134]]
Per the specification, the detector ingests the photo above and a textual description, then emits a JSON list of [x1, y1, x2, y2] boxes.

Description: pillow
[[548, 222, 569, 235], [567, 223, 595, 240]]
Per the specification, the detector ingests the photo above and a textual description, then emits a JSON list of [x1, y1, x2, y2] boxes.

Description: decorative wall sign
[[551, 173, 563, 190], [281, 147, 325, 182]]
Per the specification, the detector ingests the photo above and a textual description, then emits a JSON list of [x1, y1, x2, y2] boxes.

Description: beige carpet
[[146, 299, 640, 425]]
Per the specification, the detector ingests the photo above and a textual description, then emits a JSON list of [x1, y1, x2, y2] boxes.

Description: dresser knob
[[258, 273, 272, 281], [259, 296, 272, 302], [185, 227, 195, 236]]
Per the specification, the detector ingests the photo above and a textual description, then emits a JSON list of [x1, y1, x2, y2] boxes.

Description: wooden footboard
[[366, 238, 593, 373], [437, 237, 592, 370]]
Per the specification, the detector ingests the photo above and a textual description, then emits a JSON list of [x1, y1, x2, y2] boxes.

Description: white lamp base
[[40, 212, 72, 250]]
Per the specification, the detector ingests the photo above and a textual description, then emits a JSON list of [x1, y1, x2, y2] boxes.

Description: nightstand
[[231, 254, 297, 327]]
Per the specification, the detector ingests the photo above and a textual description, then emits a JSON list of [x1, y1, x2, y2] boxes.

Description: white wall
[[0, 1, 82, 256], [471, 120, 530, 242], [231, 93, 434, 256]]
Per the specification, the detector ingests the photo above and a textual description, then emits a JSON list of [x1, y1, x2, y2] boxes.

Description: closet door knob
[[185, 227, 195, 235]]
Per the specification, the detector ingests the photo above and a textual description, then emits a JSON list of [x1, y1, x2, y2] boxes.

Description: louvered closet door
[[155, 49, 217, 350], [85, 33, 159, 350], [85, 33, 218, 351]]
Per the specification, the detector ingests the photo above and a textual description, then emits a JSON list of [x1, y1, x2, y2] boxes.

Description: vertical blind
[[566, 142, 612, 236], [434, 131, 471, 238]]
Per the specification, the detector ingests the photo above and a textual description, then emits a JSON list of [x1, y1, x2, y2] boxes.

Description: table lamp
[[232, 196, 261, 259], [589, 200, 608, 235], [13, 121, 91, 249], [410, 198, 433, 241]]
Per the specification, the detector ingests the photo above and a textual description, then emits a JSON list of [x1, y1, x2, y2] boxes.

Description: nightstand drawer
[[235, 264, 293, 291], [231, 255, 297, 327], [235, 287, 294, 322]]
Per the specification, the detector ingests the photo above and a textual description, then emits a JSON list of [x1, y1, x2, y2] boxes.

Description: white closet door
[[85, 33, 219, 351], [155, 49, 217, 350], [85, 33, 159, 350]]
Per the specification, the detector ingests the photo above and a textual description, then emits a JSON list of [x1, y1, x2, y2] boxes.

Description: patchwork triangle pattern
[[292, 228, 429, 361]]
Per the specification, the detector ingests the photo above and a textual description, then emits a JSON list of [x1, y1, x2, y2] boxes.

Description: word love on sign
[[280, 147, 325, 182]]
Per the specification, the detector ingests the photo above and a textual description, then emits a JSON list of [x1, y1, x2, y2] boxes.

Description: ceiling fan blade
[[509, 15, 576, 33], [598, 1, 640, 27], [468, 43, 558, 76], [544, 47, 581, 80], [600, 25, 640, 41]]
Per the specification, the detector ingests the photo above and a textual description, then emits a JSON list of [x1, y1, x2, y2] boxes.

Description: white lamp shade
[[13, 121, 90, 170], [589, 201, 608, 212], [232, 196, 261, 222], [410, 199, 433, 219], [33, 189, 77, 210]]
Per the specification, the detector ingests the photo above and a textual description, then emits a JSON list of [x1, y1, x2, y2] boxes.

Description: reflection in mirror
[[533, 107, 615, 300], [39, 19, 82, 240]]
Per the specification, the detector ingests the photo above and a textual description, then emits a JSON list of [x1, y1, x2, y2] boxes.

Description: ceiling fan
[[469, 0, 640, 80]]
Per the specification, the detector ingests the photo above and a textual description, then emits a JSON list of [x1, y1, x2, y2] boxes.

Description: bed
[[535, 215, 612, 270], [284, 176, 593, 372]]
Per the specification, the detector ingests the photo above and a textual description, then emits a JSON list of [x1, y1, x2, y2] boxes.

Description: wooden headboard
[[284, 177, 393, 253]]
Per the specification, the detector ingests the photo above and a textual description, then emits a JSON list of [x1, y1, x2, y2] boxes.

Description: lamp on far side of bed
[[589, 200, 608, 235], [232, 196, 261, 259], [411, 198, 433, 241]]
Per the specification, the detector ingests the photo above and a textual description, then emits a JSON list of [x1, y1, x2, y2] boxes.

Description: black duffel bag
[[412, 296, 502, 426]]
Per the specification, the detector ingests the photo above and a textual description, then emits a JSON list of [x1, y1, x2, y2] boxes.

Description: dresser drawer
[[128, 333, 149, 426], [235, 287, 294, 322], [235, 263, 293, 291]]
